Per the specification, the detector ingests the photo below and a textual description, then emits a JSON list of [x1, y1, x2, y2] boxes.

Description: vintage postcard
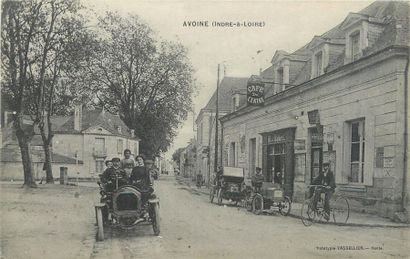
[[1, 0, 409, 258]]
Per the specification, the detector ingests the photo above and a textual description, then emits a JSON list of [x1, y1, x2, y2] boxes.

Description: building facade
[[195, 77, 248, 185], [220, 1, 409, 219], [1, 105, 140, 180]]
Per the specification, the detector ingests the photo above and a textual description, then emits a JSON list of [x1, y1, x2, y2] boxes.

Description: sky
[[86, 0, 373, 159]]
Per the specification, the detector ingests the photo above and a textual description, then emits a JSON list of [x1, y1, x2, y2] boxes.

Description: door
[[249, 138, 256, 178], [273, 143, 286, 184], [311, 147, 322, 182]]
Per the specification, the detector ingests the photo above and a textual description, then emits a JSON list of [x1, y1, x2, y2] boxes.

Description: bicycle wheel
[[331, 196, 350, 224], [301, 199, 316, 226]]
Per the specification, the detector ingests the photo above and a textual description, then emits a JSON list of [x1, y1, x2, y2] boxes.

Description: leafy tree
[[1, 0, 92, 185], [86, 12, 196, 157], [172, 147, 185, 166]]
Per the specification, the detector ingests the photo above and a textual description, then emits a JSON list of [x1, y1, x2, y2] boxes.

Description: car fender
[[148, 198, 160, 204]]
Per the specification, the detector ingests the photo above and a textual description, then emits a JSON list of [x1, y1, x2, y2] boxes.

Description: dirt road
[[1, 177, 409, 259], [90, 176, 409, 259]]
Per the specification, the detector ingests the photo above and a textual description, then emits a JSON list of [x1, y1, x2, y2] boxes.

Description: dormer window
[[313, 51, 323, 78], [350, 31, 361, 61], [231, 93, 240, 112], [277, 68, 284, 85], [117, 126, 122, 133]]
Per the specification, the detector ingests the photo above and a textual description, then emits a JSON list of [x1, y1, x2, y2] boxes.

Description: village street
[[1, 176, 409, 259]]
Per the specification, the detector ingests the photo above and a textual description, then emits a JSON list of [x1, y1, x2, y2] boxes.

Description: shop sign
[[268, 134, 286, 143], [311, 133, 323, 144], [247, 75, 264, 106]]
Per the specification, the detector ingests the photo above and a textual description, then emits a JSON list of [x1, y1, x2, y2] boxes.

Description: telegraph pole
[[214, 64, 220, 173]]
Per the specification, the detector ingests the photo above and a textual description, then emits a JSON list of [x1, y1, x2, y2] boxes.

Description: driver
[[251, 167, 264, 193], [105, 157, 128, 188], [311, 162, 336, 220]]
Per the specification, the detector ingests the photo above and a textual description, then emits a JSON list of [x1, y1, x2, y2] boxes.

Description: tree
[[172, 147, 185, 167], [1, 0, 91, 185], [86, 12, 196, 157]]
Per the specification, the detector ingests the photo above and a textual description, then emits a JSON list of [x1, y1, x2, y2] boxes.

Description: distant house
[[1, 105, 140, 180], [195, 77, 248, 184]]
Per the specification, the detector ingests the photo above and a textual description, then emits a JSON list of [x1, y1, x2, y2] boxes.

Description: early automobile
[[246, 182, 291, 216], [95, 173, 160, 241], [209, 167, 247, 206]]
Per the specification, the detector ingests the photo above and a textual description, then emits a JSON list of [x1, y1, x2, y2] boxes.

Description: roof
[[0, 146, 83, 164], [272, 1, 409, 86], [203, 77, 249, 112], [53, 108, 138, 139]]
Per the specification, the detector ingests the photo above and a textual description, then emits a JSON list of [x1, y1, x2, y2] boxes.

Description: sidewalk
[[175, 176, 410, 228]]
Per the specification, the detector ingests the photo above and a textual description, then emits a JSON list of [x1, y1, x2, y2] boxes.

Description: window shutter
[[363, 119, 374, 186]]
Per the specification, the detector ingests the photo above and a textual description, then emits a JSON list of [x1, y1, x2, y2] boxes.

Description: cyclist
[[311, 162, 336, 220]]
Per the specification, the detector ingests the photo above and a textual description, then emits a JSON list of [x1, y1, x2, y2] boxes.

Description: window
[[277, 68, 284, 86], [350, 32, 360, 61], [96, 159, 104, 174], [229, 142, 236, 166], [348, 120, 365, 183], [95, 138, 105, 152], [117, 139, 123, 154], [314, 51, 323, 77], [232, 96, 237, 112]]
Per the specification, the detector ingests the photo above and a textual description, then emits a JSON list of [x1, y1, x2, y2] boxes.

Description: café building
[[220, 1, 409, 219]]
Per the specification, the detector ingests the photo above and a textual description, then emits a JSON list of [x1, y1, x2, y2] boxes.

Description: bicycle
[[301, 185, 349, 226]]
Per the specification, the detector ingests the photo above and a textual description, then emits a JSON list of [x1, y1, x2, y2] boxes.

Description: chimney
[[74, 104, 82, 131], [130, 129, 135, 137]]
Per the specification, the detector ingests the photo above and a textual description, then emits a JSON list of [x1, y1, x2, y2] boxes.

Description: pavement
[[175, 176, 410, 228]]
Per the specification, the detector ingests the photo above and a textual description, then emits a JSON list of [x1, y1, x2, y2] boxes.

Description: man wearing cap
[[100, 159, 114, 187], [111, 157, 128, 188], [252, 167, 264, 193], [311, 162, 336, 220]]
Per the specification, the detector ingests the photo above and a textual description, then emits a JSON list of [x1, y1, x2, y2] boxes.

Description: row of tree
[[1, 0, 196, 187]]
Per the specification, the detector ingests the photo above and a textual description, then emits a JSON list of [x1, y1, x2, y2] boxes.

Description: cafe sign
[[247, 75, 264, 106]]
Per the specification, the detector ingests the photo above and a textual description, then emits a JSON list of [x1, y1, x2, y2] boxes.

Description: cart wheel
[[279, 196, 291, 216], [217, 189, 223, 205], [210, 187, 215, 203], [252, 194, 263, 215], [152, 203, 160, 236], [331, 196, 349, 224], [300, 199, 315, 226], [95, 206, 104, 241]]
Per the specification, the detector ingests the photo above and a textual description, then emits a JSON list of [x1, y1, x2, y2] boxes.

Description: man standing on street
[[252, 167, 264, 193]]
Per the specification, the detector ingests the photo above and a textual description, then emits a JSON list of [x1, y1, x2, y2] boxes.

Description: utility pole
[[214, 64, 220, 173]]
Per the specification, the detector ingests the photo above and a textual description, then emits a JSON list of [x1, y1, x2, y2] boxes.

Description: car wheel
[[252, 194, 263, 215], [279, 196, 291, 216], [152, 203, 160, 236]]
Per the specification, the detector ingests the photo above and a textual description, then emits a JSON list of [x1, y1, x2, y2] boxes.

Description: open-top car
[[209, 167, 247, 206], [246, 182, 291, 216], [95, 174, 160, 241]]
